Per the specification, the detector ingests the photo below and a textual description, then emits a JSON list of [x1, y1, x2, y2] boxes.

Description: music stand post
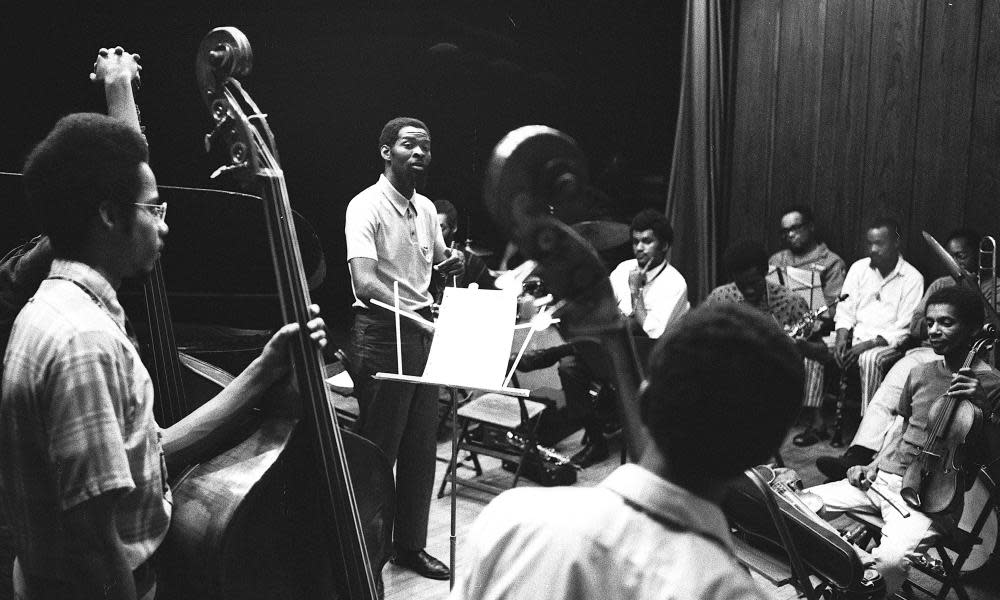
[[374, 373, 530, 589], [372, 285, 529, 589]]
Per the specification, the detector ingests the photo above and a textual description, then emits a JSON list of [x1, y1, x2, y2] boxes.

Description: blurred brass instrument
[[980, 235, 997, 313]]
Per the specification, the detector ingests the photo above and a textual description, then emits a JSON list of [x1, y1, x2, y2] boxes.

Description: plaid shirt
[[0, 259, 170, 581]]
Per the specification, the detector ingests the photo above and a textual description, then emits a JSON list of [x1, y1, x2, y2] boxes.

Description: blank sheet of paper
[[422, 287, 518, 389]]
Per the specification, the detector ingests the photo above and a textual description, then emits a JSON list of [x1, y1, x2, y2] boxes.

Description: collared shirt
[[609, 259, 689, 338], [769, 242, 847, 312], [704, 280, 809, 329], [0, 259, 170, 581], [834, 256, 924, 346], [879, 358, 1000, 476], [450, 464, 765, 600], [345, 174, 448, 312]]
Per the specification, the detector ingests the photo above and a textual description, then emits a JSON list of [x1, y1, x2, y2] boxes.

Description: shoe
[[815, 445, 876, 480], [792, 427, 829, 447], [392, 548, 450, 580], [571, 441, 610, 468]]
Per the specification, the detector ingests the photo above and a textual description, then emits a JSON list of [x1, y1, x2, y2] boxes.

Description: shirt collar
[[378, 173, 414, 217], [644, 259, 669, 283], [600, 463, 735, 552], [47, 258, 127, 331], [868, 254, 905, 280]]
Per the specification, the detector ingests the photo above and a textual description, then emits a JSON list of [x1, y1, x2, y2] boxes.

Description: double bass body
[[160, 416, 394, 599]]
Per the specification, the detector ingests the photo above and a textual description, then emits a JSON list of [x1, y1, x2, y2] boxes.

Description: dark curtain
[[665, 0, 734, 303]]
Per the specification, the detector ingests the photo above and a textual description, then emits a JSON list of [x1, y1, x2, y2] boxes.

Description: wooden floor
[[381, 414, 1000, 600]]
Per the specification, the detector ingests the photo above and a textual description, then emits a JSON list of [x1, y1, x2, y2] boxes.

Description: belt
[[355, 304, 434, 321]]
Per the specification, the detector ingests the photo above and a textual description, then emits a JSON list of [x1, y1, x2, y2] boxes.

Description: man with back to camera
[[344, 117, 464, 580], [705, 240, 830, 427], [452, 303, 804, 599]]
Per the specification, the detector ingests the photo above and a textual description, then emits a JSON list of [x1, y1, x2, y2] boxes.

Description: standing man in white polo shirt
[[345, 117, 464, 581]]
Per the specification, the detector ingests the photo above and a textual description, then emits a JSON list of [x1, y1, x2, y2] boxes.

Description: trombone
[[981, 235, 998, 315], [981, 236, 999, 367]]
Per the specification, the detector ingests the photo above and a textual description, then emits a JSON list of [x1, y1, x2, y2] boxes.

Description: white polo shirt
[[345, 174, 448, 312]]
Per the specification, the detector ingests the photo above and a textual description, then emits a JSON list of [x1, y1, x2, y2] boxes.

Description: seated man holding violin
[[804, 285, 1000, 597]]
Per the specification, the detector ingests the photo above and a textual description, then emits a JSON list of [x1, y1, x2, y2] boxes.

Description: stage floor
[[382, 415, 1000, 600]]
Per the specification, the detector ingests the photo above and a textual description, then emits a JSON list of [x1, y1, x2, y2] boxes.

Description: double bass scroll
[[484, 126, 650, 462]]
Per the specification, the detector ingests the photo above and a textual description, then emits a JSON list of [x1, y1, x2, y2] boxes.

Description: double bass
[[157, 28, 395, 598]]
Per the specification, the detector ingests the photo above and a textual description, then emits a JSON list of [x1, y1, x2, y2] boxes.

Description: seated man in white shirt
[[519, 209, 689, 467], [453, 303, 803, 600], [833, 218, 924, 437]]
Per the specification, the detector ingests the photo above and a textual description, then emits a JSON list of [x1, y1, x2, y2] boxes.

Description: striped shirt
[[0, 259, 170, 581]]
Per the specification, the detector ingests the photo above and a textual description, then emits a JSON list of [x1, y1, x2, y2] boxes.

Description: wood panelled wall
[[726, 0, 1000, 282]]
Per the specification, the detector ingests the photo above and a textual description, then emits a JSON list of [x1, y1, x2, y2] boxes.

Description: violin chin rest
[[900, 487, 921, 510]]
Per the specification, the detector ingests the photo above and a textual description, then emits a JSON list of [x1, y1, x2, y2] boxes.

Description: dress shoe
[[815, 445, 876, 480], [392, 548, 450, 580], [792, 426, 829, 447], [571, 441, 609, 468]]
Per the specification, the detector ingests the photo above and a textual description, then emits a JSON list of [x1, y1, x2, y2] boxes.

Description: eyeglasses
[[134, 202, 167, 223], [780, 223, 806, 236]]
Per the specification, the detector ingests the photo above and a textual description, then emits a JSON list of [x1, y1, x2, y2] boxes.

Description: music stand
[[373, 284, 533, 589]]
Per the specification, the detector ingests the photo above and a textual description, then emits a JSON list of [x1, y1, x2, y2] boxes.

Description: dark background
[[0, 1, 683, 340]]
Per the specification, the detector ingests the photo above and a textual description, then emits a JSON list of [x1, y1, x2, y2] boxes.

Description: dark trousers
[[558, 354, 614, 443], [350, 310, 438, 551]]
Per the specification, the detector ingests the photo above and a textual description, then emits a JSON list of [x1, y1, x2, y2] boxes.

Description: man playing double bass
[[0, 49, 328, 600], [805, 285, 1000, 597], [345, 117, 463, 580]]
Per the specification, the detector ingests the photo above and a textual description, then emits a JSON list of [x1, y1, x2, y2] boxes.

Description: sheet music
[[421, 287, 519, 389], [768, 264, 824, 311]]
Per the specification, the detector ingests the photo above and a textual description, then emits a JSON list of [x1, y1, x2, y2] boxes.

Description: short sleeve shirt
[[345, 174, 447, 312], [0, 259, 170, 580]]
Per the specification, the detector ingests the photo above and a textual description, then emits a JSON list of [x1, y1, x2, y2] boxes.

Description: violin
[[900, 336, 993, 514]]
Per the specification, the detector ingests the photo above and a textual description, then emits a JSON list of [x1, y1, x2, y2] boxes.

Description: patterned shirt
[[345, 174, 448, 312], [451, 464, 766, 600], [769, 242, 847, 312], [704, 280, 809, 329], [0, 259, 170, 581]]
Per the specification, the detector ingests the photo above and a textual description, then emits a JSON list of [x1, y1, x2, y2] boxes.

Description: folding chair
[[437, 391, 547, 498], [846, 467, 998, 600]]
